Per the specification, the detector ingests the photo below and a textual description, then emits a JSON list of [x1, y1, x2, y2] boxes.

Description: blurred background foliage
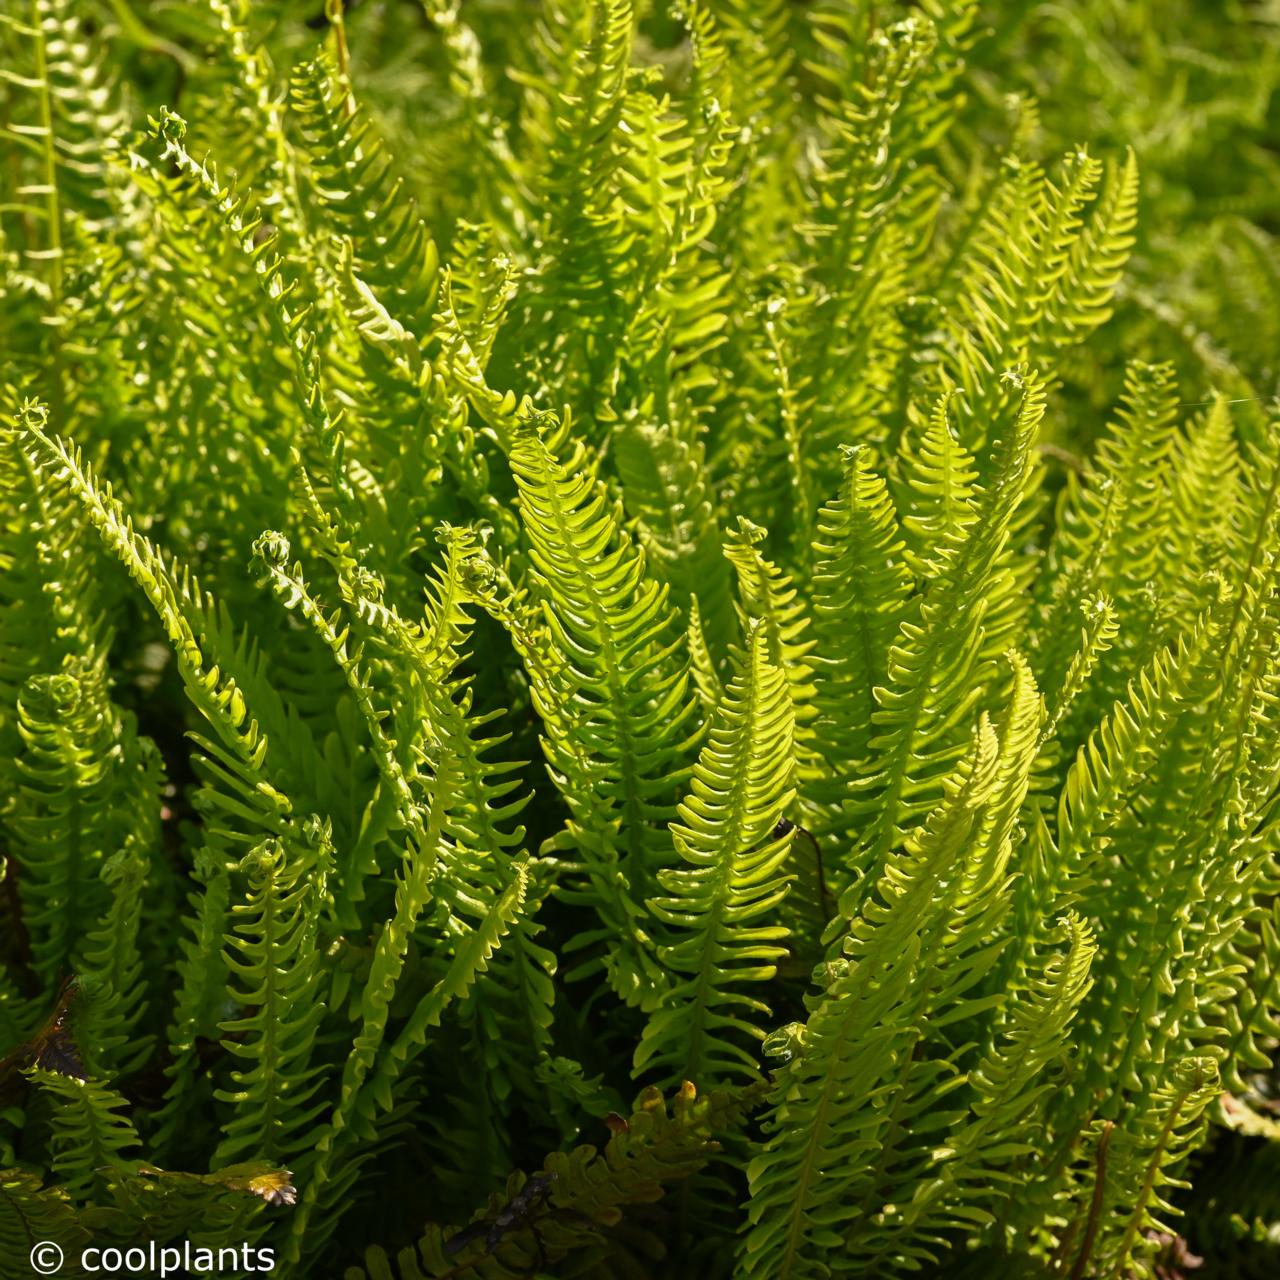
[[4, 2, 1280, 1275]]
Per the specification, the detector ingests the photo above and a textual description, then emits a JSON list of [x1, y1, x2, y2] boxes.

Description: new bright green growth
[[1, 1, 1279, 1278]]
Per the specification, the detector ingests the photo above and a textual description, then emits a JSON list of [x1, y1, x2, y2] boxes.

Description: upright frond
[[508, 417, 696, 1009], [634, 624, 796, 1089]]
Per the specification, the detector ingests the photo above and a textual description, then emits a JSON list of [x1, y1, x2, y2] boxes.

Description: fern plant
[[2, 2, 1280, 1277]]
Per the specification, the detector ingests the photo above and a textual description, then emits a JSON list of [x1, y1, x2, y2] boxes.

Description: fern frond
[[945, 148, 1138, 390], [723, 518, 818, 775], [0, 1168, 87, 1268], [213, 836, 329, 1171], [809, 444, 913, 816], [634, 623, 795, 1089], [150, 854, 232, 1163], [21, 422, 295, 850], [34, 1068, 140, 1203], [291, 55, 440, 339], [845, 368, 1046, 891], [0, 0, 130, 318], [897, 388, 979, 567], [888, 913, 1096, 1256], [364, 859, 530, 1119], [348, 1081, 751, 1280], [1086, 1057, 1221, 1280], [1159, 396, 1243, 629], [511, 0, 636, 411], [78, 842, 155, 1080], [507, 415, 696, 1009], [199, 0, 307, 243], [1036, 360, 1181, 727], [742, 719, 1002, 1280], [613, 417, 736, 657], [790, 14, 945, 477], [9, 665, 162, 989], [142, 111, 362, 522]]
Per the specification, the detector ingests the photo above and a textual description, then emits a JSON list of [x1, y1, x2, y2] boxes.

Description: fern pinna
[[2, 1, 1280, 1277]]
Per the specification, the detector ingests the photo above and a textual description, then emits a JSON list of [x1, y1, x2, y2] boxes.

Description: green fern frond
[[791, 15, 945, 478], [291, 54, 440, 339], [809, 444, 913, 817], [613, 417, 736, 657], [723, 518, 818, 771], [0, 1168, 87, 1270], [634, 623, 796, 1089], [8, 665, 162, 989], [507, 415, 697, 1009], [34, 1068, 140, 1203], [945, 147, 1138, 390], [511, 0, 636, 409], [0, 0, 130, 321], [705, 0, 794, 128], [142, 110, 362, 521], [845, 368, 1046, 891], [1054, 586, 1233, 895], [150, 853, 232, 1163], [742, 718, 1004, 1280], [897, 388, 978, 565], [1159, 396, 1243, 627], [1036, 360, 1181, 725], [363, 859, 530, 1121], [20, 422, 295, 852], [869, 911, 1096, 1264], [1038, 596, 1119, 750], [199, 0, 306, 242], [78, 842, 155, 1081], [1086, 1057, 1221, 1280], [347, 1081, 750, 1280], [213, 836, 329, 1171]]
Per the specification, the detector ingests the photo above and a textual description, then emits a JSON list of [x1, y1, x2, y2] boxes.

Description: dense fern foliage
[[2, 2, 1280, 1277]]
